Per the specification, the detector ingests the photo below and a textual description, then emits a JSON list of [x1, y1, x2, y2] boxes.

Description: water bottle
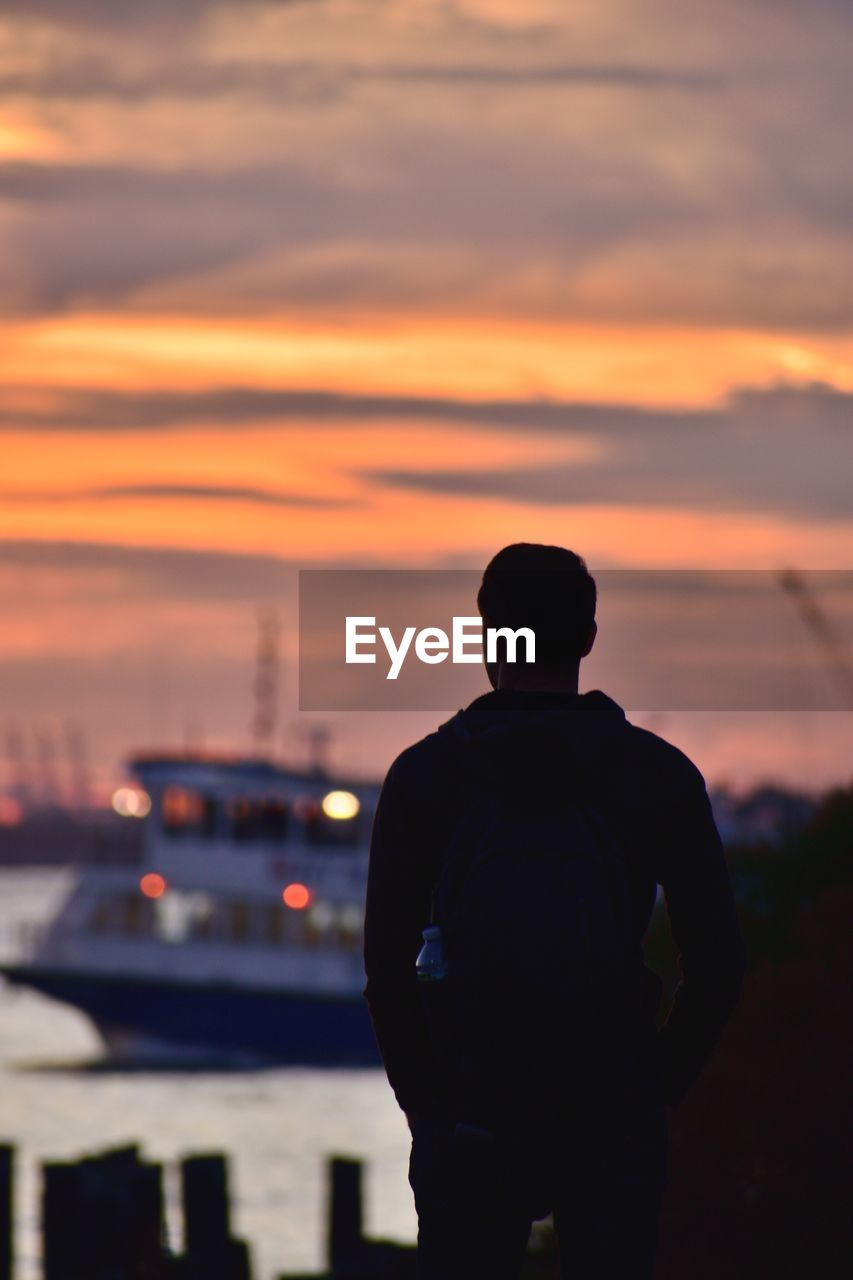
[[416, 925, 448, 982]]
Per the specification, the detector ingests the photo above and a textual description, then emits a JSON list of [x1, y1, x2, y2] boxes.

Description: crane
[[778, 568, 853, 705]]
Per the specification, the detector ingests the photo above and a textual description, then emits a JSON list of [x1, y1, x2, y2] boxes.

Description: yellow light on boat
[[112, 787, 151, 818], [140, 872, 166, 899], [321, 790, 360, 821], [283, 882, 312, 910]]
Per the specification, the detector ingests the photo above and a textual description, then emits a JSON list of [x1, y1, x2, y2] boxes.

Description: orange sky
[[1, 0, 852, 797], [3, 312, 851, 565]]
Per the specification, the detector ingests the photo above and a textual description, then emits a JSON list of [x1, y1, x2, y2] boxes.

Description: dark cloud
[[0, 1, 850, 329], [361, 382, 853, 522], [2, 381, 848, 523], [1, 483, 353, 509], [0, 58, 720, 103], [1, 146, 850, 323], [0, 0, 205, 23], [0, 0, 315, 30], [0, 538, 398, 602], [0, 539, 297, 602], [0, 383, 702, 431], [0, 160, 337, 312], [0, 377, 847, 438], [0, 150, 687, 244]]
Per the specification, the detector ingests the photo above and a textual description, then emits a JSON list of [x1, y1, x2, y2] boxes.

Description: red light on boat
[[282, 883, 311, 910], [140, 872, 166, 899]]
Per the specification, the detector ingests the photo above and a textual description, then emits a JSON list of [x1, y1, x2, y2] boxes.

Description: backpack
[[421, 712, 645, 1126]]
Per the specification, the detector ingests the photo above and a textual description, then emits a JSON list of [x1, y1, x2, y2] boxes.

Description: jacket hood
[[440, 689, 628, 791]]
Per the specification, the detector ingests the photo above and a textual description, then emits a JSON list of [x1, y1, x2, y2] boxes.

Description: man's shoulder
[[382, 703, 709, 802], [381, 719, 457, 792], [618, 718, 708, 795]]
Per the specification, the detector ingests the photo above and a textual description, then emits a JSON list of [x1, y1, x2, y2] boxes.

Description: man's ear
[[579, 620, 597, 659]]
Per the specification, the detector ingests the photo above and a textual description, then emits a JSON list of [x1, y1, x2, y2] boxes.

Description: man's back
[[365, 687, 745, 1124]]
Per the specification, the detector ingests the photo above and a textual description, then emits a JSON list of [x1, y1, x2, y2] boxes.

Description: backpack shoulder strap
[[429, 713, 499, 925]]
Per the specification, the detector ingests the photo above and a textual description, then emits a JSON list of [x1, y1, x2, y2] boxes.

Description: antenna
[[251, 607, 280, 759], [33, 718, 63, 808], [4, 721, 32, 814], [64, 720, 93, 810], [304, 723, 331, 775], [182, 718, 204, 755]]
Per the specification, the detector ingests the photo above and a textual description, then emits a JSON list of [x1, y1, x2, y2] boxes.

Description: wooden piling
[[181, 1153, 231, 1253], [179, 1153, 251, 1280], [0, 1145, 12, 1280], [43, 1145, 165, 1280], [327, 1157, 364, 1273], [35, 1140, 424, 1280], [43, 1161, 84, 1280]]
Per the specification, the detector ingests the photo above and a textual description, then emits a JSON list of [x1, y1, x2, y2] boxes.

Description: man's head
[[477, 542, 597, 691]]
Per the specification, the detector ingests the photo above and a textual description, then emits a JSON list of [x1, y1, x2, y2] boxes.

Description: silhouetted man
[[364, 543, 745, 1279]]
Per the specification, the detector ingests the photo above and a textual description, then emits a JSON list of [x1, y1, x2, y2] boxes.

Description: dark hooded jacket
[[363, 688, 745, 1118]]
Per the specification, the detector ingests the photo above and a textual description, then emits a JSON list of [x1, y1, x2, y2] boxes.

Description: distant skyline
[[1, 1, 852, 798]]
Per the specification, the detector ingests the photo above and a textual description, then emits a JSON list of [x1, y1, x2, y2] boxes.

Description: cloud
[[0, 58, 720, 103], [0, 537, 410, 604], [1, 144, 849, 324], [0, 0, 851, 327], [0, 538, 297, 602], [361, 382, 853, 522], [0, 383, 687, 431], [0, 160, 337, 312], [0, 376, 846, 432], [0, 482, 354, 509], [2, 380, 849, 523], [0, 0, 315, 30]]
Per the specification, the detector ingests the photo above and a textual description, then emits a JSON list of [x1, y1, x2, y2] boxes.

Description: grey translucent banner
[[298, 569, 853, 712]]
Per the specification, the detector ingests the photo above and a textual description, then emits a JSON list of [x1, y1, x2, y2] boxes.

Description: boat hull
[[2, 965, 382, 1066]]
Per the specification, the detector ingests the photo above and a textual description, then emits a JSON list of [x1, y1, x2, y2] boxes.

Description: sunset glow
[[4, 314, 853, 403], [1, 0, 851, 794]]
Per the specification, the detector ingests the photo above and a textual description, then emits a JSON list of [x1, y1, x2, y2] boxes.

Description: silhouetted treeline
[[648, 782, 853, 1279]]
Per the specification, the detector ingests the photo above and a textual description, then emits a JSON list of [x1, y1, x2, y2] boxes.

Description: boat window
[[161, 787, 215, 838], [266, 904, 286, 945], [200, 795, 217, 837], [260, 798, 288, 841], [304, 901, 334, 945], [229, 900, 251, 942], [227, 797, 289, 843], [228, 797, 256, 841], [337, 904, 364, 949], [88, 899, 111, 933], [87, 893, 155, 937], [122, 894, 146, 936], [303, 899, 331, 948], [189, 897, 215, 941]]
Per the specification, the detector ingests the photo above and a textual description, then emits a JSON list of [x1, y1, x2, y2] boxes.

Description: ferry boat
[[1, 754, 383, 1064]]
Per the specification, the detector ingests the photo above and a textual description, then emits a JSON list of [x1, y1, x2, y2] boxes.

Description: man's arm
[[363, 753, 439, 1119], [656, 764, 747, 1105]]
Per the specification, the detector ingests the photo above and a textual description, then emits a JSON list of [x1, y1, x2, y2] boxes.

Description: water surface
[[0, 868, 415, 1278]]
